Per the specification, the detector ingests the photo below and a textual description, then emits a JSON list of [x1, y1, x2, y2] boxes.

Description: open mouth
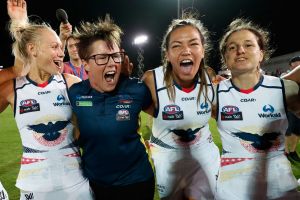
[[104, 71, 116, 82], [180, 59, 193, 67], [53, 60, 63, 69]]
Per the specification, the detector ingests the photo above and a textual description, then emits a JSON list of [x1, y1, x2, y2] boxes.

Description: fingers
[[22, 0, 26, 8]]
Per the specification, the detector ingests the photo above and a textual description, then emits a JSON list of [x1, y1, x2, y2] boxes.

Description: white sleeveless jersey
[[217, 75, 288, 159], [151, 66, 215, 150], [14, 75, 85, 192]]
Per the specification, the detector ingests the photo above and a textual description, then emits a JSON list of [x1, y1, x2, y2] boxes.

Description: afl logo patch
[[116, 109, 130, 121], [20, 99, 40, 114], [162, 105, 184, 120], [221, 105, 243, 120]]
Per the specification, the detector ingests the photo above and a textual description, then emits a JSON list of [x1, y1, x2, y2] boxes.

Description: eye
[[171, 43, 181, 49], [227, 45, 236, 51], [245, 43, 254, 48], [190, 42, 200, 46]]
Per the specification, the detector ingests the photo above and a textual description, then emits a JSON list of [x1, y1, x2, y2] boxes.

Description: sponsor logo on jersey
[[53, 95, 70, 107], [258, 104, 281, 118], [76, 95, 93, 100], [197, 102, 211, 115], [162, 104, 184, 120], [116, 104, 131, 109], [116, 109, 130, 121], [240, 98, 256, 102], [24, 192, 34, 200], [181, 96, 195, 101], [76, 95, 93, 106], [220, 105, 243, 120], [118, 95, 133, 104], [19, 99, 40, 114], [37, 91, 51, 95], [0, 188, 8, 200]]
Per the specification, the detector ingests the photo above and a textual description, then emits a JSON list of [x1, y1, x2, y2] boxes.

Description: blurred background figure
[[281, 56, 300, 163], [59, 23, 88, 80]]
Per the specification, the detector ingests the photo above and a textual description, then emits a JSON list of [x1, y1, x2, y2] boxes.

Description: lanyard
[[69, 61, 84, 79]]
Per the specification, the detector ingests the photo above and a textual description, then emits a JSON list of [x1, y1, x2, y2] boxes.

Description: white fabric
[[150, 66, 220, 199], [14, 75, 85, 192], [20, 179, 93, 200], [216, 75, 298, 199], [0, 181, 9, 200]]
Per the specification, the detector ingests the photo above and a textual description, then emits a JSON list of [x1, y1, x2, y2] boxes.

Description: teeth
[[181, 59, 192, 63], [106, 71, 115, 75]]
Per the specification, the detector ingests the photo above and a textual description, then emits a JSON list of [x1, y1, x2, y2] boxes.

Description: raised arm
[[59, 22, 72, 51], [1, 0, 30, 84]]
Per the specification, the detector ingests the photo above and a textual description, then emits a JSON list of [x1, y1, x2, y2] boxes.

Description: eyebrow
[[227, 39, 255, 45], [170, 38, 200, 45]]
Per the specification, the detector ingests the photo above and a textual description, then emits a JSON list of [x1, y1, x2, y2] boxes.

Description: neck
[[70, 58, 82, 68], [231, 71, 261, 90], [172, 73, 196, 88], [28, 66, 52, 84]]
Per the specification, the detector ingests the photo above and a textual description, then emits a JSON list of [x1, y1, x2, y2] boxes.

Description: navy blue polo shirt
[[68, 75, 154, 186]]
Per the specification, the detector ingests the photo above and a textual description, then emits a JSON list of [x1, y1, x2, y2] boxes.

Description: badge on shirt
[[162, 104, 184, 120], [76, 101, 93, 107], [116, 109, 130, 121], [220, 105, 243, 120], [19, 99, 40, 114], [75, 95, 93, 107]]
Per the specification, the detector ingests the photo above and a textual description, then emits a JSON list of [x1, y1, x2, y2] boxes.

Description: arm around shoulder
[[0, 80, 14, 113], [283, 79, 300, 117], [282, 65, 300, 83], [63, 73, 82, 89], [142, 70, 156, 116]]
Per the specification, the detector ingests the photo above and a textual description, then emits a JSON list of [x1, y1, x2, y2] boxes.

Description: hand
[[7, 0, 28, 22], [59, 22, 72, 42], [121, 49, 133, 77]]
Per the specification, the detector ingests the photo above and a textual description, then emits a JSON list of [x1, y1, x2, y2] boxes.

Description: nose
[[237, 45, 245, 54], [181, 45, 191, 55], [58, 47, 65, 58], [106, 55, 115, 66]]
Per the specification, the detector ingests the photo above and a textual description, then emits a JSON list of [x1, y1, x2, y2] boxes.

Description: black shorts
[[286, 112, 300, 136], [90, 177, 155, 200]]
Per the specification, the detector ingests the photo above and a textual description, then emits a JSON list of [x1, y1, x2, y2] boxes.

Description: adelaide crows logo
[[28, 121, 69, 147], [233, 131, 280, 152], [171, 126, 203, 146]]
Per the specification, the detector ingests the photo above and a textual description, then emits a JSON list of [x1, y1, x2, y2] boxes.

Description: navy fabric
[[68, 75, 154, 186]]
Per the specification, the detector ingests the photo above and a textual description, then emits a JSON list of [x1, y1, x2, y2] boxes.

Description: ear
[[82, 59, 90, 71], [27, 43, 37, 57]]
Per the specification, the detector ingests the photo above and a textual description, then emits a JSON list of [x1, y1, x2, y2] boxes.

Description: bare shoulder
[[142, 70, 154, 82], [283, 79, 299, 98], [63, 73, 82, 88]]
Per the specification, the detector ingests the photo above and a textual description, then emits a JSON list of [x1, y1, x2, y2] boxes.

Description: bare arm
[[282, 65, 300, 83], [71, 113, 80, 140], [0, 97, 9, 113], [5, 0, 31, 81], [142, 70, 156, 116], [0, 80, 15, 114], [283, 79, 300, 117], [59, 22, 72, 51], [63, 73, 82, 88]]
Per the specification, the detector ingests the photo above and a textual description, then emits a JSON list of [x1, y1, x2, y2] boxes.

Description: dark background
[[0, 0, 299, 73]]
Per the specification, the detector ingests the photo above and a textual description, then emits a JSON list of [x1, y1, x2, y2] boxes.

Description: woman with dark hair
[[143, 14, 220, 200]]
